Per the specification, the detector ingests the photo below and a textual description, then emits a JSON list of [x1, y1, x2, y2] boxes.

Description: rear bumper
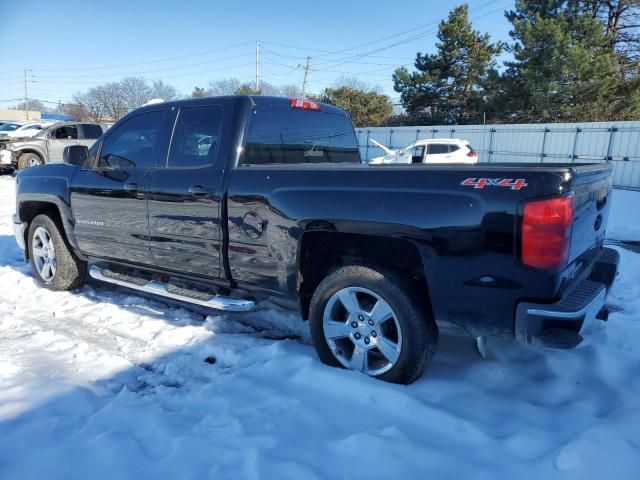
[[515, 247, 619, 348]]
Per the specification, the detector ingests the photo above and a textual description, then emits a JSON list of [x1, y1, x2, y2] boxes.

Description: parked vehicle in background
[[0, 121, 55, 140], [0, 121, 106, 171], [13, 95, 619, 384], [369, 138, 478, 164]]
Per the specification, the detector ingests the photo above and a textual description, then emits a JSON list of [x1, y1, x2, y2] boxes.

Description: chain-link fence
[[356, 121, 640, 190]]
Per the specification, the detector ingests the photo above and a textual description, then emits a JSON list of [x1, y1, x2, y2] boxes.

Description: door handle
[[124, 183, 144, 192], [188, 185, 208, 196]]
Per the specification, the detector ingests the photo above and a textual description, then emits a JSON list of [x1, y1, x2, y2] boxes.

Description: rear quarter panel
[[227, 164, 573, 336]]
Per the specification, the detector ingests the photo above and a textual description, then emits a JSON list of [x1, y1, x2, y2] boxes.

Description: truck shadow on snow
[[0, 296, 631, 478], [2, 233, 636, 476]]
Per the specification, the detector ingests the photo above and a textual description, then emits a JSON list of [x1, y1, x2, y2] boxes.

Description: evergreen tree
[[499, 0, 639, 121], [191, 86, 210, 98], [320, 86, 393, 127], [393, 4, 502, 124]]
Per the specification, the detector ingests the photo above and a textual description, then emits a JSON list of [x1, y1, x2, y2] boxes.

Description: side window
[[80, 123, 103, 140], [427, 143, 448, 155], [448, 144, 460, 153], [97, 110, 164, 169], [167, 105, 223, 168], [243, 106, 360, 165], [52, 125, 78, 139]]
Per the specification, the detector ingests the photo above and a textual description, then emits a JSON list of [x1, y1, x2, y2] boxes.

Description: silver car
[[0, 122, 106, 171]]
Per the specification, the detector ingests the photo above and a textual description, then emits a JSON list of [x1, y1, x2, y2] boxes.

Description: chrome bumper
[[13, 214, 26, 250], [515, 247, 619, 349]]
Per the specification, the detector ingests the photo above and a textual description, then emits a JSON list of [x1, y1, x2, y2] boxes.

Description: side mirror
[[63, 145, 89, 166]]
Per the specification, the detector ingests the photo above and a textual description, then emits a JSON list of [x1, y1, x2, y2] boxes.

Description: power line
[[30, 52, 255, 79], [25, 61, 256, 85], [32, 41, 255, 72], [318, 3, 511, 70], [261, 47, 413, 66], [261, 0, 501, 68]]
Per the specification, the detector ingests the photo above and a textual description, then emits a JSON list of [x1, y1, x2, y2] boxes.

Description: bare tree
[[120, 77, 153, 110], [578, 0, 640, 63], [10, 99, 46, 112], [72, 90, 107, 122], [332, 76, 381, 93], [62, 103, 92, 121], [208, 78, 241, 96], [88, 83, 127, 121], [258, 81, 281, 96], [279, 84, 303, 98], [71, 78, 180, 121], [151, 80, 179, 101]]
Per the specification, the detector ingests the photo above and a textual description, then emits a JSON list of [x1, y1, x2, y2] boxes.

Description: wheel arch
[[297, 230, 433, 321], [16, 148, 46, 164], [18, 198, 81, 260]]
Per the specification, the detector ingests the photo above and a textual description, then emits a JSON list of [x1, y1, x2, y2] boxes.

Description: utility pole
[[301, 56, 311, 99], [255, 41, 260, 94], [23, 69, 29, 120]]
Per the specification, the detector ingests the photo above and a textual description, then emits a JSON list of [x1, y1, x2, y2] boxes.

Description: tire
[[28, 214, 86, 291], [17, 152, 43, 169], [309, 265, 438, 384]]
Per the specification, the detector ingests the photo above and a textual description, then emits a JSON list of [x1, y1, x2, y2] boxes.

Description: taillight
[[521, 195, 574, 270], [466, 150, 477, 158], [289, 98, 321, 111]]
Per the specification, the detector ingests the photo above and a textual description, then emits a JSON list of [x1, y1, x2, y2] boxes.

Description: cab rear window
[[242, 106, 360, 165]]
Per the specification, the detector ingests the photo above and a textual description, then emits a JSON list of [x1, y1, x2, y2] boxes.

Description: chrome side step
[[88, 265, 256, 312]]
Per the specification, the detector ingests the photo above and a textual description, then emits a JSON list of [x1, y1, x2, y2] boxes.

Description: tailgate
[[568, 164, 613, 263]]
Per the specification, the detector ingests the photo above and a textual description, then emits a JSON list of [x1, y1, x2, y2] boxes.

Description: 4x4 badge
[[461, 178, 528, 190]]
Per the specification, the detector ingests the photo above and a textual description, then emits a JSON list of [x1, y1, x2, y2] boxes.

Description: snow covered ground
[[0, 174, 639, 480]]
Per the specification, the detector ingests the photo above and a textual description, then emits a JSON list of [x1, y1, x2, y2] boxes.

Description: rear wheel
[[309, 265, 438, 384], [28, 214, 86, 290], [17, 153, 43, 169]]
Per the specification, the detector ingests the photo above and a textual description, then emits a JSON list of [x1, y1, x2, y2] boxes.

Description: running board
[[88, 265, 256, 312]]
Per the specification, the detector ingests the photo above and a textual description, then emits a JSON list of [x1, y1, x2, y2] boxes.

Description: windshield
[[400, 144, 416, 155], [0, 123, 20, 132]]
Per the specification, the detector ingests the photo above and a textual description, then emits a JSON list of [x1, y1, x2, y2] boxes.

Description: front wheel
[[309, 265, 438, 384], [28, 214, 86, 291], [17, 153, 43, 169]]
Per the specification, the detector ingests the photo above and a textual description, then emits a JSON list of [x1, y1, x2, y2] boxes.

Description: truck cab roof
[[134, 95, 349, 117]]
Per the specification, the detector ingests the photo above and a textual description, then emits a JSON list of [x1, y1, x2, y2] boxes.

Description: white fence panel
[[356, 121, 640, 189]]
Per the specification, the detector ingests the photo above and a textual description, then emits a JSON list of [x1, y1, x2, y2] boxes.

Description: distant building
[[0, 109, 42, 121]]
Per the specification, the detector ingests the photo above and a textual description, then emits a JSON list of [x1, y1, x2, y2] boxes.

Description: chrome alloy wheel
[[322, 287, 403, 376], [28, 157, 43, 167], [32, 226, 56, 282]]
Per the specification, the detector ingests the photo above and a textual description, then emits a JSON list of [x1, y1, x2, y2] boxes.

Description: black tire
[[17, 152, 43, 169], [309, 265, 438, 384], [28, 214, 86, 291]]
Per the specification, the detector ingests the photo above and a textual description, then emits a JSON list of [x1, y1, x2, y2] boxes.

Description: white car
[[369, 138, 478, 165], [0, 121, 55, 140]]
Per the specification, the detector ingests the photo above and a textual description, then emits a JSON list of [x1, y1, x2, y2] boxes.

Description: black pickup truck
[[13, 95, 619, 384]]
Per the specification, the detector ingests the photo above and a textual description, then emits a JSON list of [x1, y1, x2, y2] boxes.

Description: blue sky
[[1, 0, 514, 108]]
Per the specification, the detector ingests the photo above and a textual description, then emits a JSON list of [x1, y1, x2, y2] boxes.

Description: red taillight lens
[[467, 150, 477, 158], [289, 98, 321, 111], [521, 195, 574, 270]]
